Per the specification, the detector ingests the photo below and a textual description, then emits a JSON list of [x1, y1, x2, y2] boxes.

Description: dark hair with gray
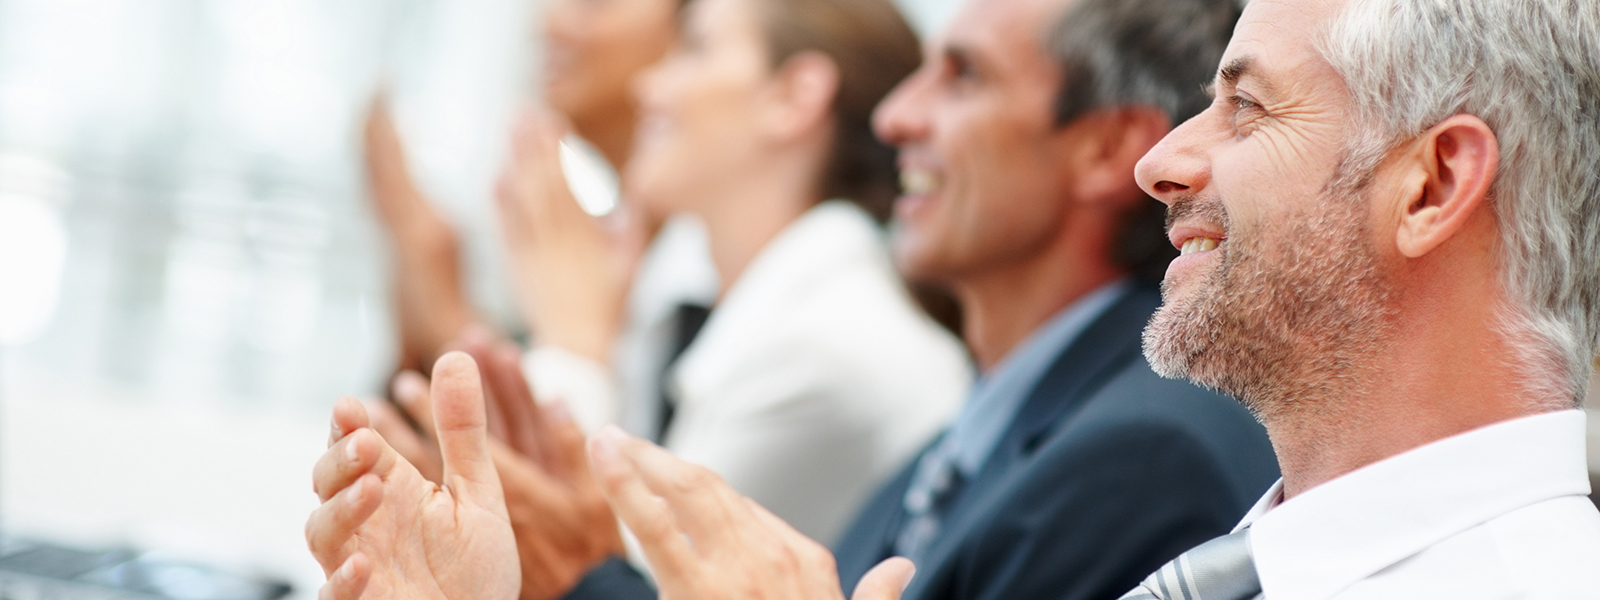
[[1322, 0, 1600, 406], [1047, 0, 1243, 284]]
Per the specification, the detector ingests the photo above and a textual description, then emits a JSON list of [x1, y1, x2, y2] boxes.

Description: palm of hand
[[352, 463, 520, 600], [308, 354, 522, 600]]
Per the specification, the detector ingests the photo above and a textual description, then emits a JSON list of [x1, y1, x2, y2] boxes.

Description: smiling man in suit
[[831, 0, 1273, 598]]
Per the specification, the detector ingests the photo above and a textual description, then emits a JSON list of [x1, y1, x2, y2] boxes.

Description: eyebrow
[[1218, 56, 1255, 89]]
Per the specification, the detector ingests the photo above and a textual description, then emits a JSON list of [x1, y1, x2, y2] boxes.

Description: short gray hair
[[1322, 0, 1600, 405], [1050, 0, 1243, 126], [1048, 0, 1244, 284]]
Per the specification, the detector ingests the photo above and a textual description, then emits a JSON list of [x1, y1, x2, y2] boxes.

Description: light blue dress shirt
[[896, 279, 1132, 559]]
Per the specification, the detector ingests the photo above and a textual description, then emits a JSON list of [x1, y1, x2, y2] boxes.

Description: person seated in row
[[369, 0, 971, 556], [362, 0, 721, 438], [308, 0, 1600, 599], [308, 0, 1283, 599]]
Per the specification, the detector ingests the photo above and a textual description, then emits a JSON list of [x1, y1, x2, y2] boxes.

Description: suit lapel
[[833, 436, 931, 591], [900, 286, 1161, 596]]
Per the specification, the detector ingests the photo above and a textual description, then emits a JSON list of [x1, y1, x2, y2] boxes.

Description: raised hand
[[496, 108, 638, 363], [367, 332, 626, 600], [364, 94, 476, 371], [306, 352, 520, 600], [588, 426, 918, 600]]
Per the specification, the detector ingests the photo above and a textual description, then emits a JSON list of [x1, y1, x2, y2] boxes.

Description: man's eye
[[1228, 95, 1264, 134]]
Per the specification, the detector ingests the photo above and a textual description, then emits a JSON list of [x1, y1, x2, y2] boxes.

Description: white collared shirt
[[1238, 410, 1600, 599], [668, 201, 971, 543], [522, 214, 719, 434]]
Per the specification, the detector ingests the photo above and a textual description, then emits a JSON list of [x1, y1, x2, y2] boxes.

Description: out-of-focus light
[[0, 196, 67, 345], [0, 154, 69, 346], [560, 137, 620, 217]]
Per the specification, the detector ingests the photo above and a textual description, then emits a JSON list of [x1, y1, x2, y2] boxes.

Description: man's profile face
[[1134, 0, 1398, 413], [873, 0, 1079, 285]]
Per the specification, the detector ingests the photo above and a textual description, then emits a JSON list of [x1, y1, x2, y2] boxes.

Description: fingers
[[306, 473, 383, 571], [329, 397, 372, 447], [429, 352, 503, 504], [318, 553, 372, 600], [484, 342, 548, 462], [588, 427, 696, 577], [538, 400, 591, 484], [391, 371, 437, 433], [314, 425, 387, 503], [853, 558, 916, 600], [598, 427, 743, 543], [452, 327, 514, 445], [367, 400, 442, 484]]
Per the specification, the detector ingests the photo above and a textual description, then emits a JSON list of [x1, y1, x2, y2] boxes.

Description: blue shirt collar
[[944, 279, 1133, 476]]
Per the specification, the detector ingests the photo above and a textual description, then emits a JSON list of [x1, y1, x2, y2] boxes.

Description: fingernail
[[338, 557, 356, 581], [347, 476, 365, 500], [331, 419, 343, 440], [902, 566, 918, 591], [345, 435, 361, 463]]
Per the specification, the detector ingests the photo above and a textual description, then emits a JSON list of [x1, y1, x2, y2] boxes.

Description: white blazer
[[665, 201, 971, 543]]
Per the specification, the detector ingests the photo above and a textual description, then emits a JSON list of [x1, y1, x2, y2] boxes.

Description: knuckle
[[674, 466, 718, 495]]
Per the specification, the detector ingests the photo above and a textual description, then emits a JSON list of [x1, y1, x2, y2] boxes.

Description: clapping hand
[[588, 426, 919, 600], [367, 331, 625, 600], [496, 108, 639, 364], [306, 352, 520, 600], [363, 95, 474, 371]]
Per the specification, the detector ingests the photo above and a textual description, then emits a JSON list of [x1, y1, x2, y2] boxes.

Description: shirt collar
[[945, 279, 1132, 476], [674, 201, 884, 387], [1238, 410, 1593, 600]]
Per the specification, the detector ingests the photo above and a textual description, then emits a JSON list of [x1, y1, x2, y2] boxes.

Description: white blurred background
[[0, 0, 962, 598]]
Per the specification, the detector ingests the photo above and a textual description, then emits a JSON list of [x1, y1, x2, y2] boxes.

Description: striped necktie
[[1118, 528, 1261, 600]]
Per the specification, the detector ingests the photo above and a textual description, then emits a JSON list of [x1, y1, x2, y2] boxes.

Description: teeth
[[900, 169, 938, 196], [1181, 237, 1220, 256]]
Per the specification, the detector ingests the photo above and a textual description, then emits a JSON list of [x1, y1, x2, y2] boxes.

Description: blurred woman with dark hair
[[495, 0, 969, 544], [364, 0, 723, 438]]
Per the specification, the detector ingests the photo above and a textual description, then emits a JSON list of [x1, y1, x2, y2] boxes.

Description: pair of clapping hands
[[305, 340, 917, 600]]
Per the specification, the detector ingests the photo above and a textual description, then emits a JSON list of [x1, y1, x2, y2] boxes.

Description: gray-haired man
[[1116, 0, 1600, 597]]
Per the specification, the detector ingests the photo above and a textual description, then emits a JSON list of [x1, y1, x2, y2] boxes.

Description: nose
[[872, 64, 934, 149], [1135, 111, 1214, 207]]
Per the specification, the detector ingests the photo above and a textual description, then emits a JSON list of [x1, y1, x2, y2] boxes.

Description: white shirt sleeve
[[520, 345, 622, 434]]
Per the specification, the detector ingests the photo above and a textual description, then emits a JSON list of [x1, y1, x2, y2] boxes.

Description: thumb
[[852, 558, 916, 600], [429, 351, 504, 506]]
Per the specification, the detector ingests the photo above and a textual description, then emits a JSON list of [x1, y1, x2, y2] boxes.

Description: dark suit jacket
[[562, 285, 1278, 600], [833, 285, 1277, 600]]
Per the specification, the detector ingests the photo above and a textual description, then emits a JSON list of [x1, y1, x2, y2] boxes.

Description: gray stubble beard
[[1142, 182, 1396, 426]]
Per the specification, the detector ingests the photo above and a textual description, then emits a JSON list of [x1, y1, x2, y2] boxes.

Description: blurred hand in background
[[589, 426, 918, 600], [497, 109, 644, 365], [363, 95, 477, 372]]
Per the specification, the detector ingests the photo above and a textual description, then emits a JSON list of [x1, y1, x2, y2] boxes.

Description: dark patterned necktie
[[893, 435, 965, 563], [1118, 528, 1261, 600], [657, 303, 712, 441]]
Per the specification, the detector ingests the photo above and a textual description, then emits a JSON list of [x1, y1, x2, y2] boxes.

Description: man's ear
[[1067, 106, 1172, 209], [1396, 114, 1499, 258], [762, 51, 841, 140]]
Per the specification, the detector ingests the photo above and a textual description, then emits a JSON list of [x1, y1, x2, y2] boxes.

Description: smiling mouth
[[1180, 237, 1223, 256]]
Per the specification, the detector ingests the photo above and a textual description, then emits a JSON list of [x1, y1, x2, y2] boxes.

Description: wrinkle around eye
[[1243, 111, 1340, 180]]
